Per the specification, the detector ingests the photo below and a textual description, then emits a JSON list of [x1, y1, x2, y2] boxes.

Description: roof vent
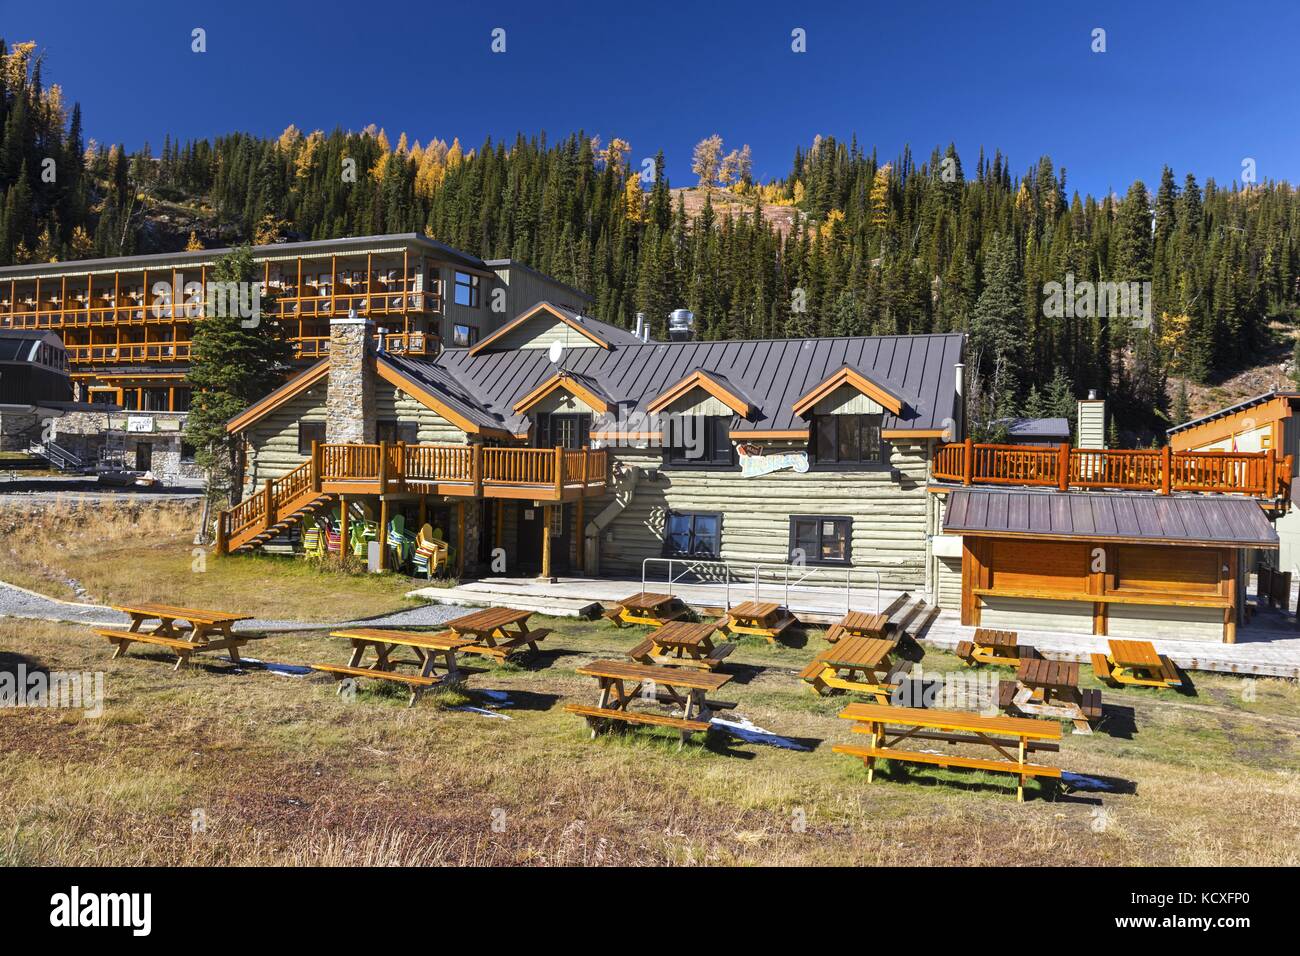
[[634, 312, 646, 340], [668, 309, 695, 342]]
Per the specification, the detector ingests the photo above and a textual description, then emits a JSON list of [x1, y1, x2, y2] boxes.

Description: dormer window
[[813, 413, 884, 465], [666, 416, 734, 467]]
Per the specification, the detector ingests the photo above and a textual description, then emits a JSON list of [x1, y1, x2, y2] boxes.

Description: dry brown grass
[[0, 499, 415, 620], [2, 618, 1297, 867]]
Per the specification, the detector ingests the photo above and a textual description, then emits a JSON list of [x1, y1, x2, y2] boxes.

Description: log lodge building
[[3, 232, 1289, 645]]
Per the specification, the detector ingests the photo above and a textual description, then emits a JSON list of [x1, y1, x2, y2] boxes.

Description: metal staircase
[[27, 437, 86, 473]]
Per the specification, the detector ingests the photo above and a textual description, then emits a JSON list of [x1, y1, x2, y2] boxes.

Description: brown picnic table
[[603, 591, 690, 628], [799, 636, 910, 702], [726, 600, 798, 644], [835, 701, 1063, 802], [957, 628, 1035, 667], [1092, 639, 1183, 689], [96, 602, 256, 670], [825, 610, 890, 643], [999, 657, 1101, 734], [627, 618, 735, 670], [442, 607, 550, 661], [311, 628, 475, 706], [564, 658, 735, 746]]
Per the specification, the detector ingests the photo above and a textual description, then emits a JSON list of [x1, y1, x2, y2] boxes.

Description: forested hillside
[[4, 39, 1299, 440]]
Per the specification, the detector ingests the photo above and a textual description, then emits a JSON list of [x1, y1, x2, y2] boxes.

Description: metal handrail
[[641, 557, 882, 614]]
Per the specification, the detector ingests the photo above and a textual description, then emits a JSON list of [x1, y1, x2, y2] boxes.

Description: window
[[454, 271, 480, 308], [666, 416, 735, 467], [452, 323, 478, 347], [813, 414, 884, 465], [298, 421, 326, 456], [180, 441, 197, 463], [789, 516, 852, 565], [377, 420, 420, 445], [664, 511, 721, 558], [535, 413, 591, 450]]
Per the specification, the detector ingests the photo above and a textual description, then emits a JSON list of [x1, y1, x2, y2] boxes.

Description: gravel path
[[0, 580, 461, 632]]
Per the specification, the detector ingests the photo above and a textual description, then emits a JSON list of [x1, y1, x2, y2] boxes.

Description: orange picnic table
[[1092, 639, 1182, 688], [96, 602, 256, 670], [311, 628, 476, 706], [799, 636, 909, 702], [603, 591, 691, 628], [726, 600, 798, 644], [442, 607, 550, 661], [627, 618, 735, 670]]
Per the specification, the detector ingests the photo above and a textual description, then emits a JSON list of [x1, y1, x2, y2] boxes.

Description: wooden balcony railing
[[932, 439, 1292, 500]]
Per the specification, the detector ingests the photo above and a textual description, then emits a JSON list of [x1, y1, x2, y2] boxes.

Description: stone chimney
[[326, 314, 376, 443]]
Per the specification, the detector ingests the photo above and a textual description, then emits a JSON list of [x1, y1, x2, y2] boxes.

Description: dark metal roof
[[436, 332, 965, 435], [943, 488, 1278, 548], [0, 329, 64, 363], [380, 353, 512, 433], [992, 416, 1071, 439], [1167, 390, 1300, 436], [0, 233, 487, 279]]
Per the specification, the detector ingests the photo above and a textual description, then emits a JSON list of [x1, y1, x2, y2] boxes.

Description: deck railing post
[[310, 440, 321, 492], [1267, 449, 1277, 498], [395, 440, 406, 492], [262, 480, 274, 531], [554, 446, 564, 497], [378, 440, 389, 495], [962, 437, 973, 485], [1057, 442, 1070, 492], [472, 443, 483, 496], [1160, 444, 1172, 495]]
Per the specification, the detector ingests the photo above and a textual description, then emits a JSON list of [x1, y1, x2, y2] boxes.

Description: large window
[[666, 416, 734, 467], [298, 421, 326, 456], [452, 323, 478, 347], [454, 271, 480, 308], [535, 412, 591, 450], [789, 516, 852, 566], [813, 414, 884, 465], [664, 511, 721, 558]]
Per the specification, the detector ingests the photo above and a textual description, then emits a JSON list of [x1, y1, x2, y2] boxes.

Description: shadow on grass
[[1094, 704, 1139, 739], [863, 761, 1063, 802], [0, 650, 47, 680]]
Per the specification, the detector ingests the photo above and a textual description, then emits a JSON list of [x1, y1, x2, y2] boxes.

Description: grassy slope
[[1, 613, 1296, 866]]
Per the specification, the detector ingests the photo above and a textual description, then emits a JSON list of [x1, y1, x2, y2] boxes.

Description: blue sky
[[6, 0, 1299, 197]]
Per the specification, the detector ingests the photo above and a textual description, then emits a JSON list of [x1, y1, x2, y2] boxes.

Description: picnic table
[[564, 659, 735, 746], [311, 628, 475, 706], [627, 618, 735, 670], [956, 628, 1035, 667], [442, 607, 550, 661], [825, 610, 889, 643], [799, 636, 911, 702], [726, 600, 798, 644], [96, 602, 256, 670], [1092, 639, 1183, 689], [998, 657, 1101, 734], [603, 591, 690, 628], [835, 701, 1063, 802]]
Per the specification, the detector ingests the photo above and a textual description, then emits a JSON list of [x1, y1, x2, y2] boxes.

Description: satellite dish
[[548, 340, 563, 364]]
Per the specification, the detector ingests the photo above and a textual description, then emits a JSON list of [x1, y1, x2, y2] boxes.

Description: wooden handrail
[[933, 441, 1285, 499]]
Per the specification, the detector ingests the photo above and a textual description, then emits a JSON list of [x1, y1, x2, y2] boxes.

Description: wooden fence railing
[[932, 439, 1290, 499]]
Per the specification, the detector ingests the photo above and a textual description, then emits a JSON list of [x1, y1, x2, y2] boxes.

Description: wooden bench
[[563, 703, 710, 734], [95, 626, 252, 671], [836, 701, 1063, 801], [626, 637, 656, 661], [310, 663, 441, 687], [1090, 653, 1113, 683], [956, 640, 975, 663], [825, 623, 848, 644], [454, 627, 551, 661], [1080, 687, 1103, 720]]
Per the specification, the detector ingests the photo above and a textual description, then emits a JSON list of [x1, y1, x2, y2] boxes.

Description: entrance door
[[135, 442, 153, 471], [515, 504, 570, 575]]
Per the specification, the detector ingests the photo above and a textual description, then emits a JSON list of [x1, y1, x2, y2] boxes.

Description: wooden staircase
[[217, 459, 338, 554], [228, 491, 335, 554]]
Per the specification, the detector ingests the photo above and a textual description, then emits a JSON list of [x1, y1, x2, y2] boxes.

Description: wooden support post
[[1160, 444, 1172, 495], [456, 501, 466, 578], [339, 495, 349, 559], [495, 500, 504, 549], [375, 497, 388, 570], [262, 480, 274, 531], [541, 504, 553, 581], [418, 495, 427, 530], [1058, 442, 1070, 492], [310, 440, 322, 492], [554, 445, 564, 498], [472, 443, 483, 496], [395, 440, 406, 492], [167, 386, 175, 411], [962, 437, 973, 485], [378, 440, 389, 495], [214, 513, 228, 556], [576, 493, 585, 573]]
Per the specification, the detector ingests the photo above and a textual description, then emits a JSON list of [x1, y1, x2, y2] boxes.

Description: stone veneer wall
[[327, 316, 376, 444]]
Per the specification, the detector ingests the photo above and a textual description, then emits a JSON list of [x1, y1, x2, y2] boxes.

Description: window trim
[[810, 413, 888, 469], [297, 421, 327, 456], [662, 510, 723, 559], [453, 271, 480, 308], [664, 415, 736, 469], [788, 514, 853, 566]]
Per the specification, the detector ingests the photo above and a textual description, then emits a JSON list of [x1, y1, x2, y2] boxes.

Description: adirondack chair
[[301, 516, 326, 557], [412, 522, 450, 579], [387, 514, 415, 568], [324, 506, 343, 554], [349, 518, 378, 557]]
